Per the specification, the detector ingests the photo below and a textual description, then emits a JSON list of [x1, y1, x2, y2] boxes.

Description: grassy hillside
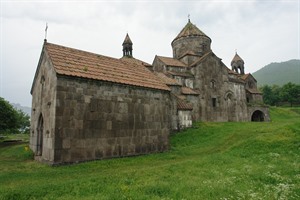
[[253, 59, 300, 86], [0, 107, 299, 200]]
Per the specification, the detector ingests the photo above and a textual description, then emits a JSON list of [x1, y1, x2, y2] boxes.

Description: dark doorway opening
[[251, 110, 265, 122], [36, 114, 44, 156]]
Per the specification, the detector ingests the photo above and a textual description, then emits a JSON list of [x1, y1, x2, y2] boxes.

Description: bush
[[0, 97, 30, 134]]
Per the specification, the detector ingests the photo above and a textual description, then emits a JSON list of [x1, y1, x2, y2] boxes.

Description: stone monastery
[[30, 20, 269, 164]]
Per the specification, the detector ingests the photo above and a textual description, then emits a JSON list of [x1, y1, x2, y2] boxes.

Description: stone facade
[[151, 20, 269, 127], [53, 76, 170, 164], [30, 20, 269, 164], [30, 41, 171, 164], [30, 51, 57, 162]]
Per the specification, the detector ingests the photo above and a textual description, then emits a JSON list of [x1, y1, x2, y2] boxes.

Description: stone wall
[[53, 76, 171, 164], [152, 57, 165, 72], [172, 36, 211, 59], [190, 55, 249, 122], [248, 105, 270, 122], [30, 51, 57, 162]]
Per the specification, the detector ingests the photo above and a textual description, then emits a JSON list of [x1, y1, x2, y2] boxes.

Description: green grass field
[[0, 107, 299, 200]]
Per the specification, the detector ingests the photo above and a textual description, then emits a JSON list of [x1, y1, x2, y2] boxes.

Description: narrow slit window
[[212, 98, 217, 107]]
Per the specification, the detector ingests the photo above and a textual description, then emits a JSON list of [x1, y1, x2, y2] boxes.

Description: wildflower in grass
[[24, 146, 29, 151]]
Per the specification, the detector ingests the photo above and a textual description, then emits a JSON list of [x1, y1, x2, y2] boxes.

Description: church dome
[[171, 20, 212, 59], [172, 20, 211, 44]]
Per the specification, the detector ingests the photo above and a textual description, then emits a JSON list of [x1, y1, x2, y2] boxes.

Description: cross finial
[[45, 22, 48, 40], [188, 14, 190, 22], [235, 49, 237, 54]]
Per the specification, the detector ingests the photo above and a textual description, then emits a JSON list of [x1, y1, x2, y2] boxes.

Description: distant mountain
[[12, 103, 31, 116], [252, 59, 300, 86]]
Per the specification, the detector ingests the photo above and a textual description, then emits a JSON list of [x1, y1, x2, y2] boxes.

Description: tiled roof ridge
[[156, 55, 187, 67], [177, 98, 193, 110], [246, 88, 262, 94], [120, 56, 152, 67], [181, 87, 200, 95], [45, 42, 121, 63], [154, 72, 181, 86], [45, 42, 170, 91]]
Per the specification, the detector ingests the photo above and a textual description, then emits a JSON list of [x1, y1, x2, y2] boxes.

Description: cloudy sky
[[1, 0, 299, 107]]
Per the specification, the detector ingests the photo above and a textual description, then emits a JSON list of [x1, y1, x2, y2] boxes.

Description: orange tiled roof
[[156, 56, 187, 67], [155, 72, 181, 86], [228, 68, 239, 75], [177, 99, 193, 110], [181, 87, 199, 95], [45, 42, 170, 91], [239, 73, 250, 80], [120, 56, 152, 67], [246, 88, 262, 94]]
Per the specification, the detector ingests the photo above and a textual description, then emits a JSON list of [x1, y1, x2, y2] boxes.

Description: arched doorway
[[225, 92, 235, 121], [251, 110, 265, 122], [36, 114, 44, 156]]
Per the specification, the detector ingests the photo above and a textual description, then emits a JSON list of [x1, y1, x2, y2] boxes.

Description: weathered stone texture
[[188, 55, 249, 122], [53, 77, 171, 164], [172, 36, 211, 59], [30, 51, 57, 162]]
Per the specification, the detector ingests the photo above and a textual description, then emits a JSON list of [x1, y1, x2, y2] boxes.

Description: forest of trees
[[260, 82, 300, 107], [0, 97, 30, 134]]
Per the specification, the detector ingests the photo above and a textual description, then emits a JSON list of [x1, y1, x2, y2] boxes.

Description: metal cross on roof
[[45, 23, 48, 40]]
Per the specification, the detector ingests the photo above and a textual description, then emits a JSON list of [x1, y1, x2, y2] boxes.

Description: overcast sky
[[1, 0, 299, 107]]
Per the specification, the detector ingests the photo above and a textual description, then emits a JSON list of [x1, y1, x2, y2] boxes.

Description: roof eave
[[30, 41, 48, 94]]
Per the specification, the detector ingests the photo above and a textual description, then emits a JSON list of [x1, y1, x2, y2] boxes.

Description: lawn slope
[[0, 107, 299, 200]]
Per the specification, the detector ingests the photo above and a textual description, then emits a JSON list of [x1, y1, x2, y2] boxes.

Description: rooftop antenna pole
[[45, 23, 48, 41]]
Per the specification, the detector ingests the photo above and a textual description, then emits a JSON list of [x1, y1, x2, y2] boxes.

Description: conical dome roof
[[123, 33, 133, 45], [231, 52, 244, 65], [172, 20, 211, 44]]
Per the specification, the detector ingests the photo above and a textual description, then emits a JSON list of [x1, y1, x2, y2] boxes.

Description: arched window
[[36, 114, 44, 156], [210, 80, 216, 89], [225, 91, 234, 101]]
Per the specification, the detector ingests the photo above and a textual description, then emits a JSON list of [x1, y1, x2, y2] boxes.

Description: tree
[[260, 83, 300, 107], [16, 109, 30, 134], [271, 85, 281, 106], [0, 97, 19, 134], [0, 97, 30, 134], [280, 82, 300, 106], [260, 85, 278, 106]]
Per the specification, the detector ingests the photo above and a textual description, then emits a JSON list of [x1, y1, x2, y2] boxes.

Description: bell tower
[[231, 52, 245, 74], [122, 33, 133, 57]]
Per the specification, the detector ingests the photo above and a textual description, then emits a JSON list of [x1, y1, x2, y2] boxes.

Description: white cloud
[[0, 0, 299, 106]]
